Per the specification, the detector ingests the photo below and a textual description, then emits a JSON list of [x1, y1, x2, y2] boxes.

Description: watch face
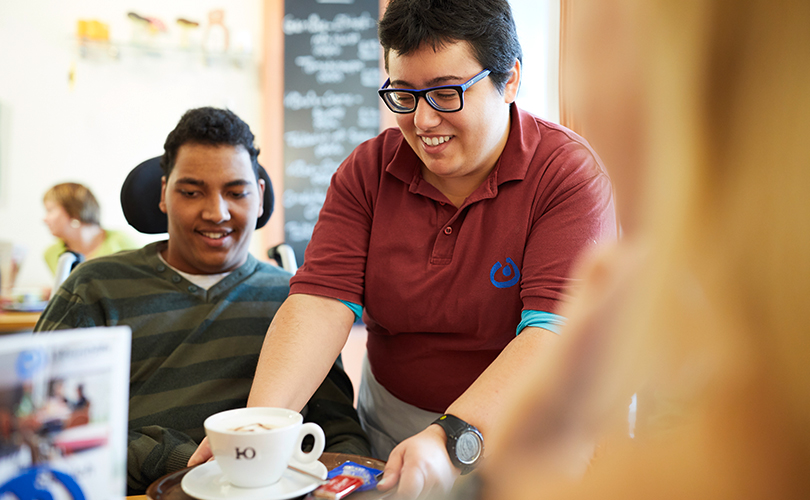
[[456, 431, 482, 464]]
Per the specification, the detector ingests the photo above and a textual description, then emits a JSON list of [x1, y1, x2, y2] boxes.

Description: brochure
[[0, 327, 131, 500]]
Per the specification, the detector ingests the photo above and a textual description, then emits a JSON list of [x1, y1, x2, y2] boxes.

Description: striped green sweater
[[35, 241, 370, 494]]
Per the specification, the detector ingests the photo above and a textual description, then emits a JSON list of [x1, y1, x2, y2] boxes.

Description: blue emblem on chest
[[490, 258, 521, 288]]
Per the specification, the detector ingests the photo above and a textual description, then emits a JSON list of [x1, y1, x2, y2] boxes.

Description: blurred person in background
[[42, 182, 138, 275], [476, 0, 810, 499]]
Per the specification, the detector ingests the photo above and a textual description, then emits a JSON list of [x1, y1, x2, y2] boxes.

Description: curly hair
[[161, 107, 260, 178], [378, 0, 522, 93]]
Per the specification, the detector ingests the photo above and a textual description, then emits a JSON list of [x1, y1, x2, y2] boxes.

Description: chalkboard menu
[[283, 0, 381, 265]]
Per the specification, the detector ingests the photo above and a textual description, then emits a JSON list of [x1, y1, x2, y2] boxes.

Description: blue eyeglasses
[[378, 69, 491, 114]]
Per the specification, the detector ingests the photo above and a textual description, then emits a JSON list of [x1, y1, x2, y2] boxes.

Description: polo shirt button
[[444, 226, 452, 235], [172, 275, 181, 283], [156, 265, 166, 272], [188, 285, 198, 292]]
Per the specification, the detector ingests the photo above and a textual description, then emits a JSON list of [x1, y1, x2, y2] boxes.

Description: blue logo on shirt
[[490, 258, 521, 288]]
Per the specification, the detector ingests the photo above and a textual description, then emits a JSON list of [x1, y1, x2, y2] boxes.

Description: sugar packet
[[312, 461, 383, 499]]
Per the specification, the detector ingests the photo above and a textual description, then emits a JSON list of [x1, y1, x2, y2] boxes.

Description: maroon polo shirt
[[291, 105, 616, 412]]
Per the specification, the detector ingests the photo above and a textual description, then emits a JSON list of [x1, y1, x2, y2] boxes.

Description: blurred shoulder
[[65, 244, 154, 284], [103, 229, 140, 249]]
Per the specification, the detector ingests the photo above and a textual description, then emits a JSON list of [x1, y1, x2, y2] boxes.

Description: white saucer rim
[[180, 458, 327, 500]]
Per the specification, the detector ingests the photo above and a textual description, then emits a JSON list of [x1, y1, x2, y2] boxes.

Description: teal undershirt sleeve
[[517, 310, 566, 335], [339, 302, 563, 335], [339, 300, 363, 323]]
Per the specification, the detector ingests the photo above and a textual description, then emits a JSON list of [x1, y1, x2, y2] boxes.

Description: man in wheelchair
[[35, 107, 370, 494]]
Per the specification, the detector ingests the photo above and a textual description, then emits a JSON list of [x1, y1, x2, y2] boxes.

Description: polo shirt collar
[[384, 104, 537, 200]]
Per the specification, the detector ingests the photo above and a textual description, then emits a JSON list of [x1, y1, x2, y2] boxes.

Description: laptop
[[0, 327, 131, 500]]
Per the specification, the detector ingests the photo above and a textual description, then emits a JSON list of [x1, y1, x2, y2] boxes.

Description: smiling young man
[[159, 133, 263, 275], [36, 107, 370, 494], [192, 1, 617, 497]]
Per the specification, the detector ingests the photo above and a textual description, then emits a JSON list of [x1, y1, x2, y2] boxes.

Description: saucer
[[181, 459, 327, 500]]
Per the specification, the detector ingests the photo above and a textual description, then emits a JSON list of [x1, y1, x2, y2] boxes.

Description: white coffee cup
[[204, 407, 326, 488]]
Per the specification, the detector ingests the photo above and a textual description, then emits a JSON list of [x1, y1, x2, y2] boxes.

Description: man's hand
[[377, 424, 460, 499], [188, 436, 213, 467]]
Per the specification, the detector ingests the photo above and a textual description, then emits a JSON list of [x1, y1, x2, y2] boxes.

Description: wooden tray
[[146, 452, 387, 500]]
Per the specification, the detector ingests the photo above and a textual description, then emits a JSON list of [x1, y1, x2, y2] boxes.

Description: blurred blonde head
[[484, 0, 810, 498], [619, 0, 810, 431]]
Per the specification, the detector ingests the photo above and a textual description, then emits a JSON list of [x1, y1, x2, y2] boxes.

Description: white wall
[[513, 0, 560, 122], [0, 0, 263, 289]]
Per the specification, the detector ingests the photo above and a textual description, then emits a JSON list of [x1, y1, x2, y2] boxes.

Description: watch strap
[[432, 414, 483, 475]]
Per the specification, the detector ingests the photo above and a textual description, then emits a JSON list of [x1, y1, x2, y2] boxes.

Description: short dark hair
[[378, 0, 522, 93], [161, 107, 260, 178]]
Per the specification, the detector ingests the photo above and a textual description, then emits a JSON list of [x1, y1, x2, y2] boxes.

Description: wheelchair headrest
[[120, 156, 274, 234]]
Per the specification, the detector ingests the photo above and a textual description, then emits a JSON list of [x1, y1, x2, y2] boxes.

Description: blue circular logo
[[490, 258, 521, 289]]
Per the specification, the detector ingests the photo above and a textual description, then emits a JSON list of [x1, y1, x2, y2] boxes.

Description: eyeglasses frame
[[378, 69, 492, 114]]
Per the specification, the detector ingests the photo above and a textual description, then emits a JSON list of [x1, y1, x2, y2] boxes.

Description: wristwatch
[[432, 414, 484, 475]]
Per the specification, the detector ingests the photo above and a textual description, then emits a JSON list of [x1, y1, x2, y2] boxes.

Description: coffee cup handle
[[293, 422, 325, 464]]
